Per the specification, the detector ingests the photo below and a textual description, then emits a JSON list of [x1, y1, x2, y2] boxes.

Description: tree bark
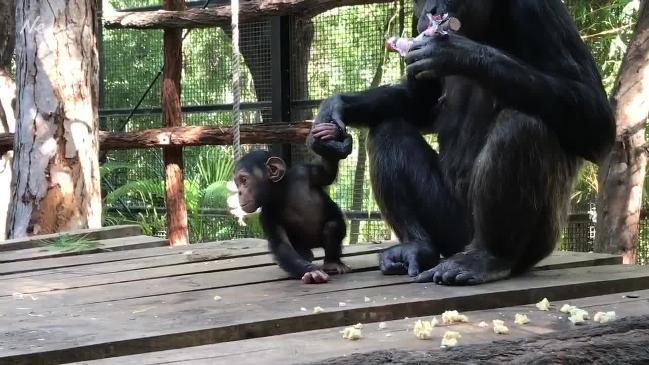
[[103, 0, 394, 30], [162, 0, 189, 246], [0, 0, 15, 240], [0, 122, 313, 154], [8, 0, 101, 238], [595, 0, 649, 264]]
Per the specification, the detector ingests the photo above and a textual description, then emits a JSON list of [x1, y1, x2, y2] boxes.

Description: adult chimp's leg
[[369, 120, 470, 277], [417, 110, 580, 285]]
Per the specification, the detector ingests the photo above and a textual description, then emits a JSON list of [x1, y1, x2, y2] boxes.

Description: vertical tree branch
[[595, 0, 649, 263], [0, 0, 15, 240]]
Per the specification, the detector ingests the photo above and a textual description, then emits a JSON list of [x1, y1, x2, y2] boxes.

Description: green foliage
[[201, 181, 230, 208], [102, 147, 239, 240], [571, 162, 600, 205], [106, 179, 166, 207], [190, 147, 235, 188], [42, 234, 98, 253], [566, 0, 640, 93]]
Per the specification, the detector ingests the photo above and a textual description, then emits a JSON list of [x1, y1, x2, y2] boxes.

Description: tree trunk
[[8, 0, 101, 238], [0, 0, 15, 240], [595, 0, 649, 264]]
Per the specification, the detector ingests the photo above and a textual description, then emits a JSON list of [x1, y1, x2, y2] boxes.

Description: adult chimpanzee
[[308, 0, 615, 285]]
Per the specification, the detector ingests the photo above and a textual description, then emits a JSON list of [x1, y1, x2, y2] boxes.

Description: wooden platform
[[1, 226, 648, 365]]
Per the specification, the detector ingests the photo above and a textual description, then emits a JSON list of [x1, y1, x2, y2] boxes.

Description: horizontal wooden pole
[[0, 122, 313, 154], [103, 0, 394, 30]]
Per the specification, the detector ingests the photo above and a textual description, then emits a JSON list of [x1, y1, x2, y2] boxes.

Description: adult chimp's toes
[[441, 269, 462, 285], [414, 269, 435, 283], [419, 250, 513, 286]]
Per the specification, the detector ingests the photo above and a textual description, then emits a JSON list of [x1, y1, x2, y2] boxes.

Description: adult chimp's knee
[[471, 111, 581, 273]]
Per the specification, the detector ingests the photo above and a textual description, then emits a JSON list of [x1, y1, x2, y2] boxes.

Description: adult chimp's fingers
[[312, 124, 339, 140], [407, 256, 422, 277], [404, 42, 434, 65], [312, 123, 334, 132], [380, 261, 408, 275], [379, 245, 412, 275], [379, 253, 408, 275], [406, 59, 438, 80]]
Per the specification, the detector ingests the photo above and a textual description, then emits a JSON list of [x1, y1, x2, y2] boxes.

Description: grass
[[41, 234, 99, 253]]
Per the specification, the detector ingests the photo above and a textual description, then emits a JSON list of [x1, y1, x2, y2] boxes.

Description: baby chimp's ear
[[265, 157, 287, 182]]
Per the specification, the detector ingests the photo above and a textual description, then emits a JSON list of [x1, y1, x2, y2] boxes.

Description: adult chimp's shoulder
[[501, 0, 602, 83]]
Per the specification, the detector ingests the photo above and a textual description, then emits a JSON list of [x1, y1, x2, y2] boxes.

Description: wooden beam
[[0, 122, 313, 154], [162, 0, 189, 247], [103, 0, 394, 30]]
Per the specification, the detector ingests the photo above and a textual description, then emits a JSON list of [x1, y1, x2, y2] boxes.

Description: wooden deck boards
[[71, 290, 649, 365], [0, 225, 143, 252], [0, 231, 638, 365]]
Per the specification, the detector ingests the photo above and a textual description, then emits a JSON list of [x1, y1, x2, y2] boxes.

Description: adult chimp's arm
[[304, 156, 340, 187], [405, 35, 615, 162], [316, 78, 442, 129]]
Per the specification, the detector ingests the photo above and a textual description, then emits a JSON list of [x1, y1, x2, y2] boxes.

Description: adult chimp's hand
[[405, 33, 479, 80], [307, 95, 353, 160], [379, 242, 439, 277]]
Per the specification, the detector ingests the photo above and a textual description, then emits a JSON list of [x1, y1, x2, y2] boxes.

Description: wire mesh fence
[[99, 0, 648, 259]]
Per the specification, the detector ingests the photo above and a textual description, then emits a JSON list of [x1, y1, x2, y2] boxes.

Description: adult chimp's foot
[[379, 242, 439, 277], [415, 249, 511, 285]]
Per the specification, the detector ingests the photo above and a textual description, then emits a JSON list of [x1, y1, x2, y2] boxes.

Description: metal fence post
[[270, 16, 293, 166]]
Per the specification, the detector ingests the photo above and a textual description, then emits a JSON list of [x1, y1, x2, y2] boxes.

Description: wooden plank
[[0, 254, 379, 299], [69, 290, 649, 365], [0, 225, 142, 252], [309, 317, 649, 364], [0, 250, 620, 298], [1, 265, 649, 365], [0, 241, 389, 279], [0, 235, 169, 263], [0, 238, 268, 276]]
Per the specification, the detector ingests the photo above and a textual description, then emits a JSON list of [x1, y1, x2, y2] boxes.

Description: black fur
[[309, 0, 615, 285], [235, 151, 349, 280]]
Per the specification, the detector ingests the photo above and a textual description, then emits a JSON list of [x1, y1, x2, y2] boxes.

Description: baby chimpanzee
[[234, 138, 350, 284]]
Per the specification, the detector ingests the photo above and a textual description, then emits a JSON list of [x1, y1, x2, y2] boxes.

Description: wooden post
[[9, 0, 101, 238], [162, 0, 189, 246]]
